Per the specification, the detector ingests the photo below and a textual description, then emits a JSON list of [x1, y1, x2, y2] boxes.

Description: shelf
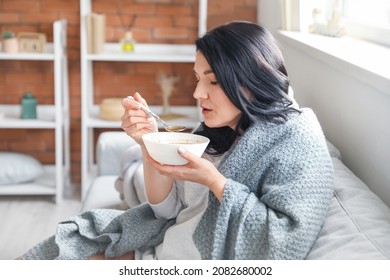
[[0, 43, 55, 61], [86, 105, 200, 129], [0, 105, 57, 128], [0, 165, 57, 195], [80, 0, 207, 200], [0, 20, 70, 204], [86, 43, 196, 62]]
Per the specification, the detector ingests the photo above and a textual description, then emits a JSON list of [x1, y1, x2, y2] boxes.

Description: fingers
[[121, 109, 148, 123], [177, 147, 198, 164], [122, 91, 148, 108], [121, 92, 149, 123], [121, 97, 151, 138], [122, 95, 140, 110], [134, 92, 148, 106], [120, 92, 158, 144]]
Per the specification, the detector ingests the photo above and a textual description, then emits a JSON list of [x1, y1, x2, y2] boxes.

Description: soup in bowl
[[142, 132, 210, 165]]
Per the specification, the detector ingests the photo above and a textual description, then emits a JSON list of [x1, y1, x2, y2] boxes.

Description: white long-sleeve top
[[136, 154, 224, 260]]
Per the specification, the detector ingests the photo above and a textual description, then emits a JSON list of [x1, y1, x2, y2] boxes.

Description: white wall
[[258, 0, 390, 206]]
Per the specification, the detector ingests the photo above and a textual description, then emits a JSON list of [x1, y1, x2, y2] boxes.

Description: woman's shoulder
[[287, 108, 325, 137], [281, 108, 329, 155], [248, 108, 321, 136], [245, 108, 327, 154]]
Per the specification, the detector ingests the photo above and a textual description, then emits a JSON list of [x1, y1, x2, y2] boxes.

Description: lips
[[201, 106, 212, 115], [200, 103, 211, 110]]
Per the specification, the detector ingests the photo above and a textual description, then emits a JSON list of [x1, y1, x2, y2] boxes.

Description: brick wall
[[0, 0, 257, 188]]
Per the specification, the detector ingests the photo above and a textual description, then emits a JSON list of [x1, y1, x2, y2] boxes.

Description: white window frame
[[345, 20, 390, 47]]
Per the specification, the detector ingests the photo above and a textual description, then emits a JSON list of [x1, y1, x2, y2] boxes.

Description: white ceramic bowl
[[142, 132, 210, 165]]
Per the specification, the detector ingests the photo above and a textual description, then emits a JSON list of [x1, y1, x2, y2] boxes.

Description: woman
[[119, 21, 333, 260], [21, 21, 333, 260]]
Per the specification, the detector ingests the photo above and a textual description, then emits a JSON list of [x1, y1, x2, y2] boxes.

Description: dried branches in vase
[[157, 73, 183, 120]]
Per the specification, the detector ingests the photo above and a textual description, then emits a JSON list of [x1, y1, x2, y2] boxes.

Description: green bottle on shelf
[[21, 92, 37, 119]]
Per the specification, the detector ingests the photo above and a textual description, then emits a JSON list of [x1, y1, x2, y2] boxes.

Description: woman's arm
[[141, 145, 175, 204], [121, 92, 174, 205]]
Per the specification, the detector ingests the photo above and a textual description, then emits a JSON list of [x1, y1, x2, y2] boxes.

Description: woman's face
[[193, 51, 242, 129]]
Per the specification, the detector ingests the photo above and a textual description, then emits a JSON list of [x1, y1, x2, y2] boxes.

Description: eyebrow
[[193, 69, 214, 75]]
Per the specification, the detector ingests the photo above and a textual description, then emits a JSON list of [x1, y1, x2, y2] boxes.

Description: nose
[[193, 85, 208, 100]]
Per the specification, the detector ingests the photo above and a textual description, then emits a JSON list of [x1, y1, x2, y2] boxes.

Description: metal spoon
[[127, 96, 187, 132]]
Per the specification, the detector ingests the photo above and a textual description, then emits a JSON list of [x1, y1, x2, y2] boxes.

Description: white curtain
[[281, 0, 301, 31]]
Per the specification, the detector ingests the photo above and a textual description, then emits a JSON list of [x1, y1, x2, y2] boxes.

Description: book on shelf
[[85, 13, 106, 54]]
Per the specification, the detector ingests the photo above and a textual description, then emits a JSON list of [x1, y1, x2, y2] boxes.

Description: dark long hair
[[194, 21, 300, 155]]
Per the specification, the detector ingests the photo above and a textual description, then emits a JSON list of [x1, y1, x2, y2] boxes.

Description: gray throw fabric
[[21, 108, 333, 260]]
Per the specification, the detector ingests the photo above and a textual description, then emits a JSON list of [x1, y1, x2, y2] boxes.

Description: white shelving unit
[[80, 0, 208, 200], [0, 20, 70, 203]]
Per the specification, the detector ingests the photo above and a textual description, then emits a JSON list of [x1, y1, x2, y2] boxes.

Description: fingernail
[[178, 147, 185, 154]]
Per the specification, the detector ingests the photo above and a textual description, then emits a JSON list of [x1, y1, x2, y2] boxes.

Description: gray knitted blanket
[[21, 108, 333, 260], [21, 204, 174, 260]]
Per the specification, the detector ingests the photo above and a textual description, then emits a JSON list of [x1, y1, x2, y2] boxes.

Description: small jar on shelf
[[120, 31, 135, 52], [21, 92, 37, 119]]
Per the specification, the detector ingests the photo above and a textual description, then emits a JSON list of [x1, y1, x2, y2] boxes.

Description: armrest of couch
[[82, 132, 135, 211], [96, 131, 136, 176]]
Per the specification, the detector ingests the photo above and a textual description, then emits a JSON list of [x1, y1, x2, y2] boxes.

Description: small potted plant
[[1, 31, 18, 53]]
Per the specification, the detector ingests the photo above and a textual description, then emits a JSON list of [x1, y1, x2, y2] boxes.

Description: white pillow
[[0, 152, 44, 185]]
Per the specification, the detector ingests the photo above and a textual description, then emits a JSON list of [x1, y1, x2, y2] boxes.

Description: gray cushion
[[0, 152, 43, 185], [306, 158, 390, 259]]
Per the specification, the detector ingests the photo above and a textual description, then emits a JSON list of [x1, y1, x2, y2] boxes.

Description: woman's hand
[[121, 92, 158, 145], [146, 147, 227, 202]]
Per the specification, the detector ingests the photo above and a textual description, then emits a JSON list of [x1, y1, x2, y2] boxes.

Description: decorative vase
[[2, 38, 18, 53]]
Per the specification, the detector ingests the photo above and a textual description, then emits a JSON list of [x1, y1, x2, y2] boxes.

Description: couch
[[82, 131, 390, 259]]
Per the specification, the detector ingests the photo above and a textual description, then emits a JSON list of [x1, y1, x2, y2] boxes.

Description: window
[[294, 0, 390, 46], [344, 0, 390, 28], [277, 0, 390, 95], [342, 0, 390, 46]]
